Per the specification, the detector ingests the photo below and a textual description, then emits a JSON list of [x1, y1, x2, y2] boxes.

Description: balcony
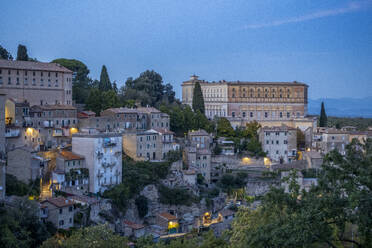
[[102, 161, 116, 169], [5, 128, 20, 138]]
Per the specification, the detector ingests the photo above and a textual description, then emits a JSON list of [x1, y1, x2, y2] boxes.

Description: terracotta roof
[[59, 150, 84, 161], [158, 212, 178, 221], [0, 59, 72, 73], [31, 104, 76, 110], [41, 197, 74, 208], [124, 220, 145, 230]]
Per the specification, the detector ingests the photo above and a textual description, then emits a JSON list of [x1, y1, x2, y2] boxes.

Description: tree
[[16, 44, 29, 61], [102, 90, 120, 111], [0, 45, 13, 60], [319, 101, 328, 127], [52, 58, 92, 104], [135, 195, 149, 218], [98, 65, 112, 91], [242, 121, 261, 139], [85, 88, 102, 115], [112, 81, 118, 93], [230, 139, 372, 247], [217, 118, 234, 137], [192, 81, 205, 114], [41, 225, 128, 248]]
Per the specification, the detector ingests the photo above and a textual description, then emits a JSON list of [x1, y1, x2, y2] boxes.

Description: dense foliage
[[52, 58, 92, 104], [159, 105, 215, 136], [158, 184, 198, 206], [6, 174, 40, 197], [192, 81, 205, 114], [319, 101, 328, 127], [327, 116, 372, 130], [16, 44, 29, 61], [41, 225, 128, 248], [0, 198, 56, 248], [229, 139, 372, 247], [103, 158, 171, 211], [120, 70, 176, 107], [0, 44, 13, 60]]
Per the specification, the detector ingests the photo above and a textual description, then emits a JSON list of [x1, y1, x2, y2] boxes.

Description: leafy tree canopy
[[0, 45, 13, 60]]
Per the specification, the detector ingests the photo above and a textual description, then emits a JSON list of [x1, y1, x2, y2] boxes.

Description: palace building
[[182, 75, 314, 129], [0, 59, 73, 106]]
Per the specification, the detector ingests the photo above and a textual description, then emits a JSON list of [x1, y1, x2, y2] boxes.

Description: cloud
[[243, 0, 372, 29]]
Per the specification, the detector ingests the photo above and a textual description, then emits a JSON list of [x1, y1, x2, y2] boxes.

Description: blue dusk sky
[[1, 0, 372, 99]]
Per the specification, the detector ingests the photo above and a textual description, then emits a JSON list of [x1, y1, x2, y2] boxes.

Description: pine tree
[[16, 44, 29, 61], [319, 102, 327, 127], [98, 65, 112, 91], [0, 45, 13, 60], [192, 81, 205, 114]]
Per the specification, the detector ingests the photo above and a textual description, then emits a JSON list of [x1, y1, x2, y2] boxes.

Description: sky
[[1, 0, 372, 99]]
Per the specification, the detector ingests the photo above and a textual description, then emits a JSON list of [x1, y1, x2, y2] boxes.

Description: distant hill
[[308, 97, 372, 118]]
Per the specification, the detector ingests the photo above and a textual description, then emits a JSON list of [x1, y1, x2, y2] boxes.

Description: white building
[[72, 133, 122, 194]]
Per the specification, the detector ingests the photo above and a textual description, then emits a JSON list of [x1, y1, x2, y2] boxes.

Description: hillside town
[[1, 45, 371, 247]]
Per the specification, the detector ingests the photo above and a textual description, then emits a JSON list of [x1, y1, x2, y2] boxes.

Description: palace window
[[242, 112, 246, 118]]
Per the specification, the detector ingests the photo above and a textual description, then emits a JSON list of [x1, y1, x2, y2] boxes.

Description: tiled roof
[[158, 212, 178, 221], [124, 220, 145, 230], [182, 77, 308, 87], [59, 150, 84, 161], [0, 59, 72, 73], [41, 197, 74, 208]]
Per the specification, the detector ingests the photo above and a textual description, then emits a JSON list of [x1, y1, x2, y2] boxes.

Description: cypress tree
[[98, 65, 112, 91], [16, 44, 29, 61], [319, 102, 328, 127], [192, 81, 205, 114]]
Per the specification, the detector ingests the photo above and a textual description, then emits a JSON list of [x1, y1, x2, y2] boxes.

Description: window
[[264, 112, 268, 118], [69, 206, 73, 212], [232, 112, 235, 117], [266, 140, 269, 144], [69, 218, 72, 223], [0, 76, 2, 84], [59, 220, 64, 226], [250, 112, 253, 118], [16, 78, 19, 85], [242, 112, 246, 118], [25, 70, 27, 76], [48, 72, 50, 77], [59, 209, 63, 214], [8, 70, 11, 75], [8, 77, 11, 84], [287, 112, 290, 118], [276, 140, 279, 145], [280, 112, 283, 118], [24, 78, 28, 85], [33, 71, 35, 76], [284, 140, 288, 144]]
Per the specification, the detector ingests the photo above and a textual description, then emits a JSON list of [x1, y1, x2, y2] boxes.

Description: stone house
[[7, 146, 49, 183], [123, 220, 146, 238], [100, 107, 139, 131], [40, 197, 75, 229], [313, 128, 349, 155], [156, 212, 179, 235], [52, 150, 88, 195], [259, 125, 297, 163], [123, 130, 162, 161], [136, 107, 170, 130]]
